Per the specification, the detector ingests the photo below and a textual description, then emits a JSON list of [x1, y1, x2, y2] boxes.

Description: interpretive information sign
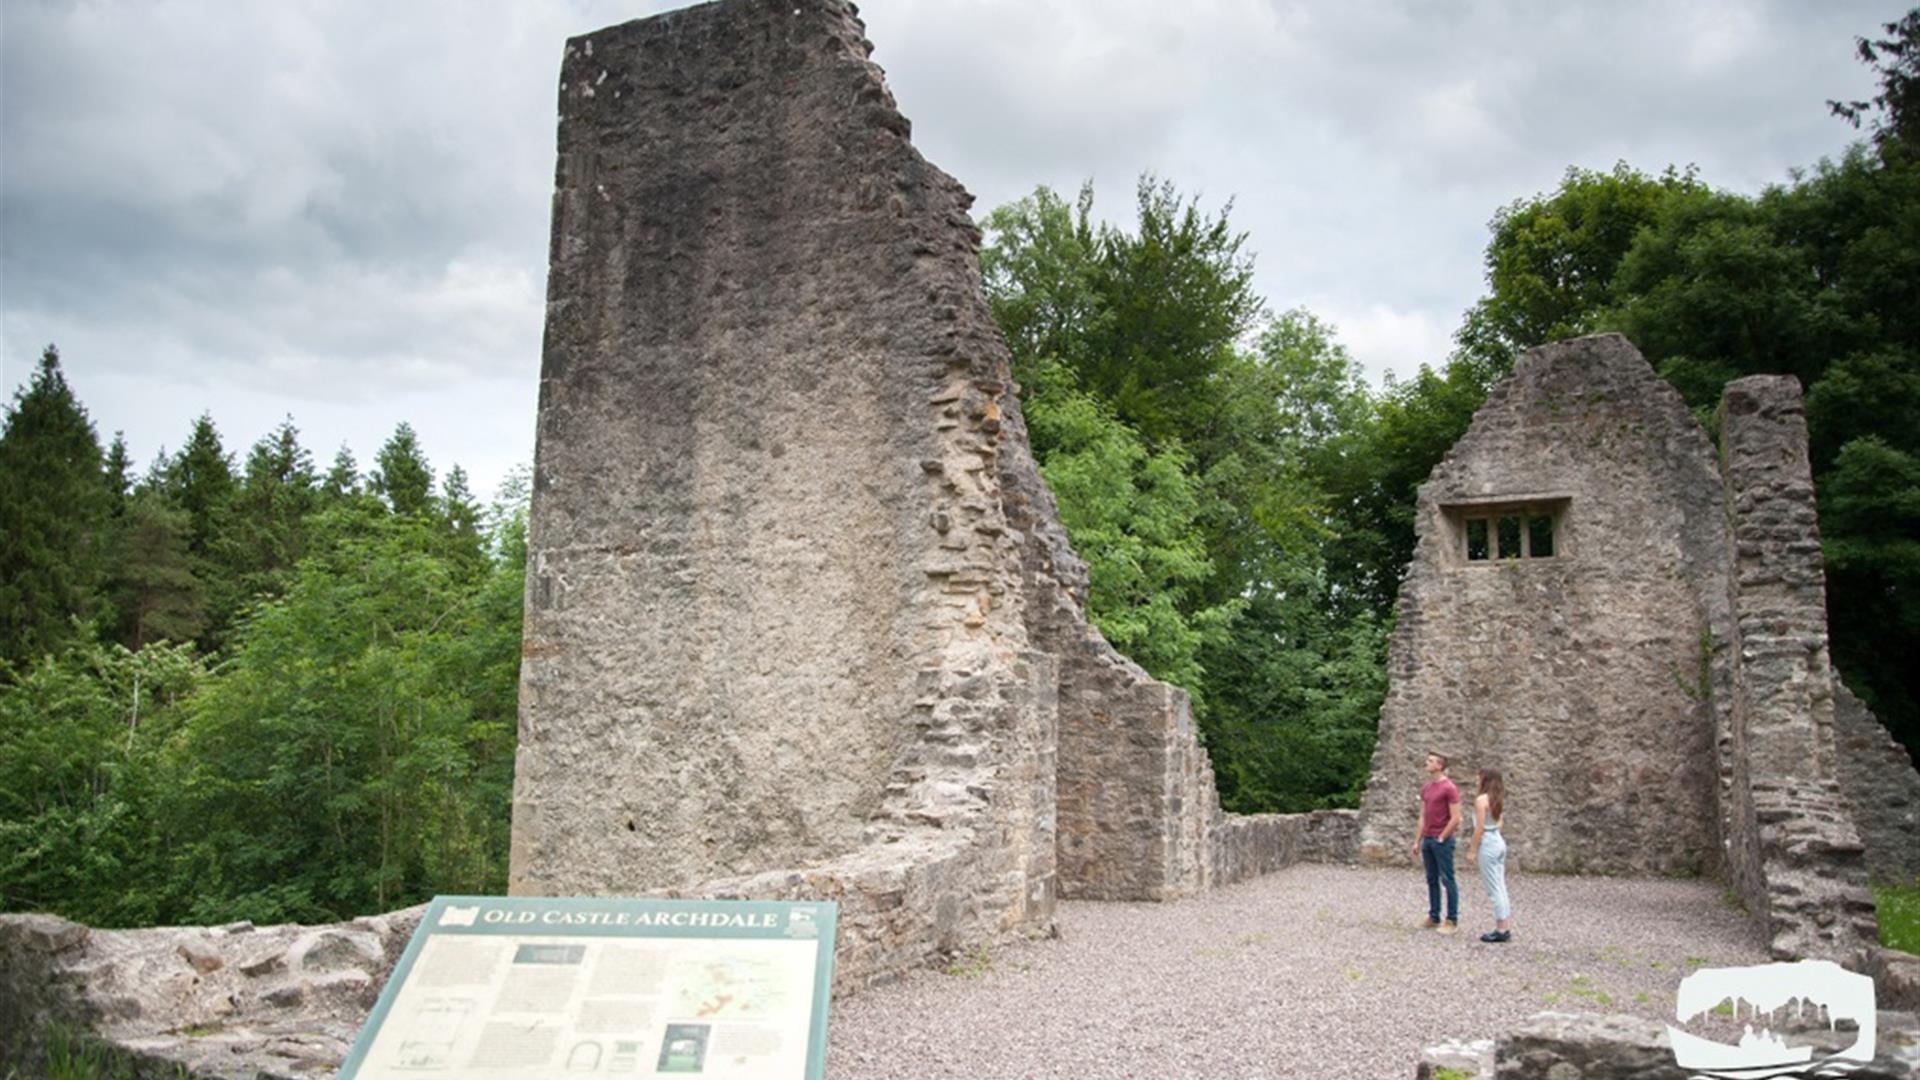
[[339, 896, 837, 1079]]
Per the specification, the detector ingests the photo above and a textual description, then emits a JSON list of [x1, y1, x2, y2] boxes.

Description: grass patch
[[1433, 1068, 1474, 1080], [1874, 880, 1920, 956], [1564, 973, 1612, 1006], [1710, 1002, 1734, 1017], [942, 941, 994, 978], [1, 1024, 188, 1080]]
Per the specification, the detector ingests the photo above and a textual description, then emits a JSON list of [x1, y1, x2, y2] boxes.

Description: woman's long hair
[[1478, 768, 1505, 824]]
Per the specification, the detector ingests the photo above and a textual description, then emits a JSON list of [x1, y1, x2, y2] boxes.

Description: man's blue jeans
[[1422, 835, 1458, 923]]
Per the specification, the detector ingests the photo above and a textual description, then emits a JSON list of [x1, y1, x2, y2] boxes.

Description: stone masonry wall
[[1357, 335, 1733, 875], [1716, 375, 1878, 964], [509, 0, 1059, 984], [0, 907, 423, 1079], [1835, 677, 1920, 885], [994, 419, 1221, 898], [508, 0, 1277, 987]]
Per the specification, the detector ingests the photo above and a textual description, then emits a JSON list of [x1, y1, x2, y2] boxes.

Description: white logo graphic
[[1668, 959, 1876, 1078], [437, 904, 480, 927], [785, 906, 818, 938]]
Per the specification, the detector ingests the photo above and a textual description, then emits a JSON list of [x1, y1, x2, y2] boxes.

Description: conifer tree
[[109, 490, 207, 648], [372, 423, 435, 517], [322, 444, 362, 501], [232, 417, 317, 600], [439, 465, 487, 567], [0, 346, 112, 669], [157, 414, 238, 645]]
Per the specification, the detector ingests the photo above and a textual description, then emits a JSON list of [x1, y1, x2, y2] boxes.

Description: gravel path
[[826, 863, 1769, 1079]]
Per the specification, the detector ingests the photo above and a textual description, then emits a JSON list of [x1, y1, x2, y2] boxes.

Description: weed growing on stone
[[942, 941, 994, 978], [1433, 1068, 1474, 1080], [1, 1024, 186, 1080], [1873, 880, 1920, 955]]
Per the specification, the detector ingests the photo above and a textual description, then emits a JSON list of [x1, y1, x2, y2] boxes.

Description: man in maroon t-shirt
[[1410, 751, 1461, 933]]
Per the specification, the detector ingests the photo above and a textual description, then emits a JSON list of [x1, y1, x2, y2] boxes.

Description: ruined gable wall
[[1357, 334, 1732, 875], [1716, 376, 1877, 963]]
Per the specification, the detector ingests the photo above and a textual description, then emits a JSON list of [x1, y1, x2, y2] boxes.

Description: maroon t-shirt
[[1420, 777, 1460, 838]]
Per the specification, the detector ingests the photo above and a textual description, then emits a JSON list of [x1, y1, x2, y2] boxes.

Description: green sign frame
[[339, 895, 838, 1079]]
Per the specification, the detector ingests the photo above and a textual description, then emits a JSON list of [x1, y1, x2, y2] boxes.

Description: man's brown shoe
[[1438, 920, 1459, 935], [1419, 918, 1440, 930]]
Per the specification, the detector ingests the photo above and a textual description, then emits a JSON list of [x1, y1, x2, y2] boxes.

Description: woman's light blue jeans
[[1479, 829, 1511, 921]]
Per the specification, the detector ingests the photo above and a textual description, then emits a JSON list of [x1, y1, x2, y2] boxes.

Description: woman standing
[[1471, 768, 1514, 943]]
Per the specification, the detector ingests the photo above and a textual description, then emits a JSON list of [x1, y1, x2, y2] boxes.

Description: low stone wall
[[1419, 1009, 1920, 1079], [1210, 809, 1361, 883], [0, 907, 422, 1079]]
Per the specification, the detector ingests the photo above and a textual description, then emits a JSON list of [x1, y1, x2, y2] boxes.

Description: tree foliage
[[984, 179, 1387, 811], [0, 347, 113, 670], [0, 360, 527, 927]]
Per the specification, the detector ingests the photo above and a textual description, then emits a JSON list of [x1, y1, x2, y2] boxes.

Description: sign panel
[[340, 896, 837, 1079]]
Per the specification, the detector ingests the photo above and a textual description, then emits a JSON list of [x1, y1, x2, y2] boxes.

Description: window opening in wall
[[1497, 516, 1522, 560], [1457, 504, 1561, 562], [1527, 514, 1555, 558], [1466, 518, 1490, 561]]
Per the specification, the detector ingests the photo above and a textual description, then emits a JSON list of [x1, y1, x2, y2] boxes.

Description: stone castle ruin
[[4, 0, 1918, 1074], [1356, 333, 1920, 965], [508, 0, 1354, 989]]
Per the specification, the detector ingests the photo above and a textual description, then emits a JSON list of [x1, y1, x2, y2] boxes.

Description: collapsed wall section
[[1716, 376, 1877, 963], [1356, 335, 1732, 875], [1834, 679, 1920, 885]]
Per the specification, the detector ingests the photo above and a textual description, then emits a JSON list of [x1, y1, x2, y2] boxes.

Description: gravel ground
[[826, 863, 1769, 1079]]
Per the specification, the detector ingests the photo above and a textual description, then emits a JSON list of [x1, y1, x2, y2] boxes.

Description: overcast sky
[[0, 0, 1896, 500]]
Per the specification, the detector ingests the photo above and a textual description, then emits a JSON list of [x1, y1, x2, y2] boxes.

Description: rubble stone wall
[[507, 0, 1067, 990], [1356, 335, 1733, 875], [1716, 376, 1878, 963], [0, 908, 423, 1079], [1834, 678, 1920, 885], [510, 0, 1299, 987]]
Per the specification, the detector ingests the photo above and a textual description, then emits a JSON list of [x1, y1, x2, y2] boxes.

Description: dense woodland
[[3, 11, 1916, 928]]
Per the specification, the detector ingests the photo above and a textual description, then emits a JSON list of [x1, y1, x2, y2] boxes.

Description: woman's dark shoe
[[1479, 930, 1512, 943]]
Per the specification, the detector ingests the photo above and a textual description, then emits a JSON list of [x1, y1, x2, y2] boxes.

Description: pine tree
[[439, 465, 487, 567], [104, 432, 132, 518], [232, 417, 317, 600], [372, 423, 434, 517], [322, 444, 362, 501], [0, 346, 112, 669], [109, 490, 207, 649], [156, 414, 238, 645]]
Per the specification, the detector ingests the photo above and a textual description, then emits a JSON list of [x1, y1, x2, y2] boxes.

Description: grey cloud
[[0, 0, 1898, 494]]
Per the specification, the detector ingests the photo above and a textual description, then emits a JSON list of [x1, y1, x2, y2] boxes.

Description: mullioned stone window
[[1444, 497, 1568, 564]]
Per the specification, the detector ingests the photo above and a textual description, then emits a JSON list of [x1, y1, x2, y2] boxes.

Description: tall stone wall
[[508, 0, 1274, 990], [1356, 335, 1733, 875], [1716, 376, 1878, 963]]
